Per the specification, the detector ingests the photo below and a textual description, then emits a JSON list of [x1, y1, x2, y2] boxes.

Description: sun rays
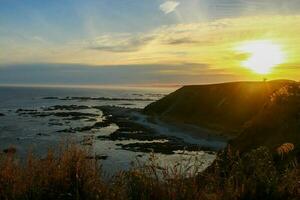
[[236, 40, 286, 74]]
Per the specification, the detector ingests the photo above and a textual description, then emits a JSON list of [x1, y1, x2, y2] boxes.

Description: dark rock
[[58, 96, 154, 101], [118, 103, 135, 106], [85, 155, 108, 160], [96, 105, 208, 154], [17, 109, 98, 120], [36, 133, 50, 136], [57, 120, 111, 133], [42, 97, 59, 100], [119, 142, 206, 155], [48, 122, 64, 126], [3, 147, 17, 154], [43, 105, 90, 111], [52, 112, 98, 118], [97, 130, 168, 141], [81, 136, 94, 146], [85, 118, 97, 122], [16, 108, 37, 113]]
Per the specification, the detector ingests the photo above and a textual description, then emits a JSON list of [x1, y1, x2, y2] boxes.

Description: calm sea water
[[0, 86, 217, 174]]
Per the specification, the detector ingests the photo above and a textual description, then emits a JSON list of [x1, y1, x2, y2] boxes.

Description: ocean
[[0, 86, 219, 175]]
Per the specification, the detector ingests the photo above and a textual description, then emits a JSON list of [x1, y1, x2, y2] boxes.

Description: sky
[[1, 0, 300, 86]]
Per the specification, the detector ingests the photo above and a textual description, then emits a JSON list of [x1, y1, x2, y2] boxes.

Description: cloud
[[0, 63, 238, 86], [87, 34, 155, 52], [159, 1, 180, 14], [162, 37, 199, 45], [2, 14, 300, 83], [32, 36, 46, 43]]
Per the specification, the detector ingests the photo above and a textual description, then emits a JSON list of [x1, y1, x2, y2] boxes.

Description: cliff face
[[144, 80, 300, 153]]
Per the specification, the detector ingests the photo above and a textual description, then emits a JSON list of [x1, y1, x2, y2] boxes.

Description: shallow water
[[0, 86, 219, 174]]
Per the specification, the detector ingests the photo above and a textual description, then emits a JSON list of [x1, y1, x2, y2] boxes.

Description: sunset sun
[[1, 1, 300, 198], [236, 40, 286, 74]]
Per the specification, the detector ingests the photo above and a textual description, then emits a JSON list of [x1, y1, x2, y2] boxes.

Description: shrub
[[0, 145, 299, 200], [0, 145, 108, 200]]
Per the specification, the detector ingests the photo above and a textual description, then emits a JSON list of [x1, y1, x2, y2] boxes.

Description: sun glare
[[236, 40, 286, 74]]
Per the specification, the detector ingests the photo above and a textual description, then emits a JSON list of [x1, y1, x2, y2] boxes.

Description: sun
[[236, 40, 286, 74]]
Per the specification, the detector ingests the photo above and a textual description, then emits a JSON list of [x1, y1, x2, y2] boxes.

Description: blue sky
[[1, 0, 175, 42], [2, 0, 299, 40], [1, 0, 300, 86]]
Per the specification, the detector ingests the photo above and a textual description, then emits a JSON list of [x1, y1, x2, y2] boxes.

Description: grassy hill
[[231, 83, 300, 153], [144, 80, 293, 133], [0, 80, 299, 200], [144, 80, 300, 153]]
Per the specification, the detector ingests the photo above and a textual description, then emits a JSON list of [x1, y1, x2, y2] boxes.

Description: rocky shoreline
[[42, 96, 155, 101], [95, 106, 218, 154], [11, 103, 223, 156]]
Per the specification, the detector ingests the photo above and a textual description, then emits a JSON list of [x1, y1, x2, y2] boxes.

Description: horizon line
[[0, 79, 297, 90]]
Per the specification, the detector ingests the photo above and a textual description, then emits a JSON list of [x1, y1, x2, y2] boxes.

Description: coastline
[[99, 105, 227, 152]]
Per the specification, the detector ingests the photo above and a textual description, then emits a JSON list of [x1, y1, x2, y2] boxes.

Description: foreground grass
[[0, 145, 299, 200]]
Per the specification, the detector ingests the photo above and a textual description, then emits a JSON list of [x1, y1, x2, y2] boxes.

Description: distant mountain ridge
[[144, 80, 300, 153]]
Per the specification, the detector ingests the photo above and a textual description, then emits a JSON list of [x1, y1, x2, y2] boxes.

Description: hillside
[[144, 80, 293, 134], [144, 80, 300, 153], [231, 83, 300, 153]]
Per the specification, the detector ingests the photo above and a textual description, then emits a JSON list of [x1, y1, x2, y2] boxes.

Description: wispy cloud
[[2, 15, 300, 82], [159, 1, 180, 14], [162, 37, 199, 45], [32, 36, 46, 43], [87, 34, 155, 52]]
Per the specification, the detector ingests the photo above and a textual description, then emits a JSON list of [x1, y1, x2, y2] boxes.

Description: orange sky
[[1, 1, 300, 85]]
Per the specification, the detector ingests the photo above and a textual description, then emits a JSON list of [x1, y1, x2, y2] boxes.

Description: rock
[[36, 133, 50, 136], [119, 142, 207, 155], [81, 136, 94, 146], [59, 96, 154, 101], [43, 105, 90, 111], [85, 155, 108, 160], [3, 147, 16, 154], [48, 122, 63, 126], [57, 120, 111, 133], [16, 108, 37, 113], [42, 97, 59, 100], [17, 109, 98, 120], [0, 113, 5, 116]]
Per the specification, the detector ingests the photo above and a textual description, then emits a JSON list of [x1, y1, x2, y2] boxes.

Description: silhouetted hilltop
[[144, 80, 300, 153], [144, 80, 293, 133], [231, 83, 300, 153]]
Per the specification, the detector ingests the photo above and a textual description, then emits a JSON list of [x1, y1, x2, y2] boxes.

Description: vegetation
[[144, 80, 295, 134], [144, 80, 300, 154], [0, 144, 299, 200], [231, 83, 300, 154], [1, 80, 299, 199]]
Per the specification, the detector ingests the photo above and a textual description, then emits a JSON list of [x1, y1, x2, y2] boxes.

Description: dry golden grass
[[0, 144, 299, 200], [0, 144, 109, 200], [276, 143, 295, 157]]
